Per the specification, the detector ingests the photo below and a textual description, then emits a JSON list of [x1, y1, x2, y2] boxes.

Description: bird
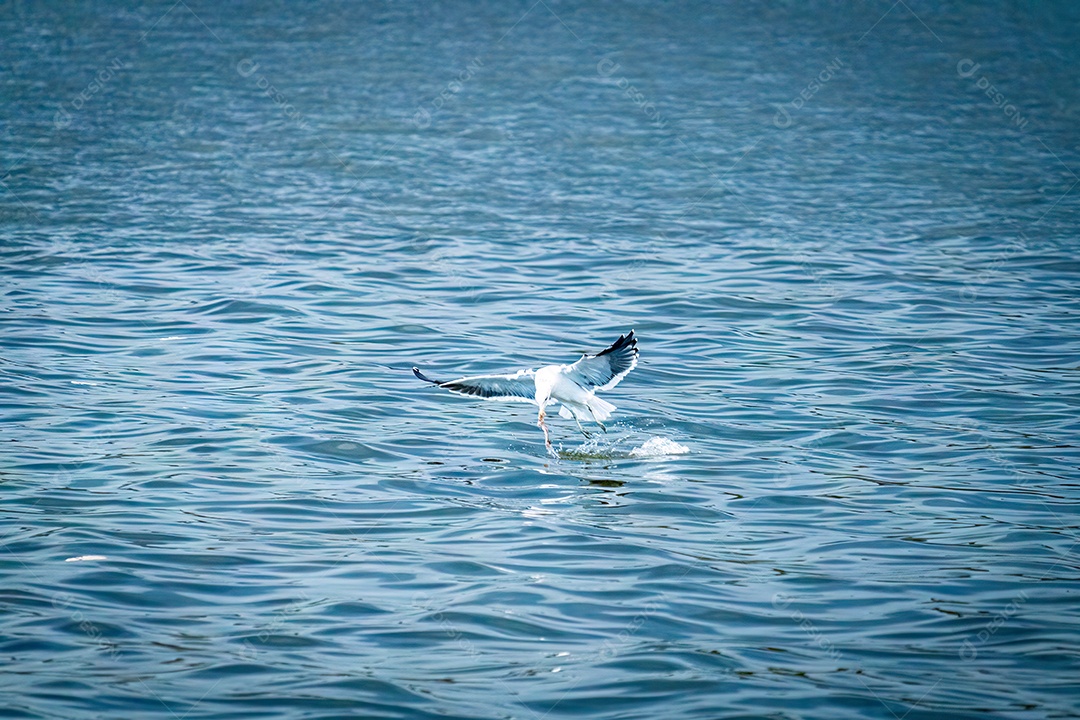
[[413, 331, 639, 456]]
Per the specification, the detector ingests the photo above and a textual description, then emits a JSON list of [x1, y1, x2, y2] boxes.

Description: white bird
[[413, 331, 639, 456]]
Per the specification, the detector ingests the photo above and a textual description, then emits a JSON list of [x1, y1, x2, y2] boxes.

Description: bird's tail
[[587, 394, 616, 422]]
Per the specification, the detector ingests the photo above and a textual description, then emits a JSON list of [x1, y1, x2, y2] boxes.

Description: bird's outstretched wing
[[563, 330, 638, 391], [413, 367, 537, 403]]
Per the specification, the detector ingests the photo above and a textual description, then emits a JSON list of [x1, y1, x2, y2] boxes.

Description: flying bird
[[413, 331, 639, 456]]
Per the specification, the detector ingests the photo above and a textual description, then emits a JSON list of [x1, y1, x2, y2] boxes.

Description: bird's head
[[533, 366, 558, 408]]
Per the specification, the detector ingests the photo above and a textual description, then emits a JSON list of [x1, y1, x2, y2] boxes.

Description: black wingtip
[[413, 367, 440, 384], [598, 330, 638, 357]]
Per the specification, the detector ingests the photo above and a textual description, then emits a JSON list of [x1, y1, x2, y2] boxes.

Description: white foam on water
[[629, 437, 690, 458]]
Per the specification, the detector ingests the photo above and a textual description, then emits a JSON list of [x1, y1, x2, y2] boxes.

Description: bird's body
[[413, 331, 638, 456]]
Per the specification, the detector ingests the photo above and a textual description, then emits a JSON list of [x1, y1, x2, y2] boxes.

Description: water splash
[[555, 435, 689, 460], [629, 437, 690, 458]]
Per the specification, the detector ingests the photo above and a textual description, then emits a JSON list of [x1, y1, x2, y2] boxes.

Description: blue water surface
[[2, 1, 1079, 718]]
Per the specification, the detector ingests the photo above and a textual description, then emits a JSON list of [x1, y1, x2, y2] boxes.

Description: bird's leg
[[538, 410, 559, 458], [573, 414, 592, 439], [538, 410, 551, 448]]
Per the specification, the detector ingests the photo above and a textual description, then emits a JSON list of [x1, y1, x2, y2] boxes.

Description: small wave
[[629, 437, 690, 457]]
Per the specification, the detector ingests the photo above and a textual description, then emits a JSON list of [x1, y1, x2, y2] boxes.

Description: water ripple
[[4, 2, 1080, 719]]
